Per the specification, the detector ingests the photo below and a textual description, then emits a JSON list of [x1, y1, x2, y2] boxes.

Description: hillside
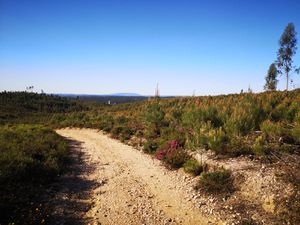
[[1, 90, 300, 224], [0, 91, 88, 124], [58, 89, 300, 156]]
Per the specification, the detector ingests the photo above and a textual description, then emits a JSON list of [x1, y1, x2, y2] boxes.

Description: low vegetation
[[183, 159, 205, 176], [196, 169, 233, 193], [0, 124, 69, 224]]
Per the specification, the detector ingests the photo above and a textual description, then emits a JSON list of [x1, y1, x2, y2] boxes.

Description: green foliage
[[197, 169, 233, 193], [252, 135, 268, 156], [183, 159, 205, 176], [292, 125, 300, 143], [0, 124, 68, 183], [144, 101, 166, 138], [260, 120, 282, 139], [0, 124, 69, 224], [224, 96, 263, 136], [0, 91, 86, 113], [264, 63, 278, 91], [2, 90, 300, 158], [260, 120, 295, 143], [163, 148, 190, 169], [277, 23, 298, 91], [143, 139, 158, 153], [206, 127, 229, 153]]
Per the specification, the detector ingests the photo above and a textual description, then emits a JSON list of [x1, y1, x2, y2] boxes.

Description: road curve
[[56, 128, 221, 225]]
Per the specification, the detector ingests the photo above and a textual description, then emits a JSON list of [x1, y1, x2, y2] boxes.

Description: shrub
[[143, 139, 158, 153], [197, 169, 233, 193], [260, 120, 282, 139], [183, 159, 205, 176], [252, 135, 268, 156], [164, 148, 190, 169], [292, 125, 300, 143], [227, 137, 252, 156], [160, 127, 186, 147], [111, 126, 134, 141], [207, 128, 229, 154], [0, 125, 68, 182], [111, 125, 123, 136], [260, 120, 294, 143], [144, 101, 166, 139], [155, 140, 180, 160], [0, 124, 69, 224], [120, 127, 134, 141], [155, 140, 190, 169]]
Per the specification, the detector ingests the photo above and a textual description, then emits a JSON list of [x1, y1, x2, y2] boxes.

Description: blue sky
[[1, 0, 300, 95]]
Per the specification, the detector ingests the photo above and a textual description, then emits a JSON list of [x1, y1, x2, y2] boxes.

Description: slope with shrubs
[[3, 90, 299, 169], [1, 90, 300, 223], [64, 89, 300, 160]]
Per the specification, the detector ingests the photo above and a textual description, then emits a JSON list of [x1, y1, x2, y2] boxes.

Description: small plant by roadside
[[197, 169, 233, 193], [155, 140, 190, 169], [143, 139, 158, 153], [183, 159, 206, 176], [164, 148, 190, 169], [252, 135, 268, 157]]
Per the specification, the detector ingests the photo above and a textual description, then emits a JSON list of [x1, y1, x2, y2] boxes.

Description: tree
[[144, 101, 166, 138], [277, 23, 297, 91], [264, 63, 278, 91]]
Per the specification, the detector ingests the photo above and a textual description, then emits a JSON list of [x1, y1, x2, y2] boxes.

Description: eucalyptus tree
[[277, 23, 297, 91]]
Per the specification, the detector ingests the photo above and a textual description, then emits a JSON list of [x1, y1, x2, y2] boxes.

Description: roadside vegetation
[[0, 124, 69, 224], [49, 90, 300, 158], [1, 90, 300, 167]]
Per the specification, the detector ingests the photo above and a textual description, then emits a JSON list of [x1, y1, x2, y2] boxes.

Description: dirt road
[[56, 128, 221, 225]]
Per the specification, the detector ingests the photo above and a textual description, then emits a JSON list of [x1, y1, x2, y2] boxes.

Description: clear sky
[[1, 0, 300, 96]]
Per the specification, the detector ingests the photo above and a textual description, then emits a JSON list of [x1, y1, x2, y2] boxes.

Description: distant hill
[[0, 92, 85, 114], [108, 93, 143, 97], [57, 93, 148, 104], [0, 91, 87, 124]]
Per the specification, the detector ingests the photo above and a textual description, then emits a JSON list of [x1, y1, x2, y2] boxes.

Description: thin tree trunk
[[286, 72, 289, 91]]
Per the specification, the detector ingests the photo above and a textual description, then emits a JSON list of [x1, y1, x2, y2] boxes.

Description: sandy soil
[[55, 128, 223, 225]]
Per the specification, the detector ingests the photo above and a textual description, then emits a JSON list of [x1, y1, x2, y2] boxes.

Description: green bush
[[207, 128, 229, 154], [260, 120, 283, 139], [292, 125, 300, 143], [252, 135, 268, 156], [0, 124, 69, 224], [227, 137, 252, 156], [261, 120, 295, 143], [144, 101, 167, 139], [111, 125, 123, 136], [164, 148, 190, 169], [183, 159, 205, 176], [0, 124, 68, 183], [143, 139, 158, 153], [197, 169, 233, 193]]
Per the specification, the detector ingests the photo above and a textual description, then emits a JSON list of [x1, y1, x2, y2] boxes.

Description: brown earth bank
[[51, 128, 298, 225]]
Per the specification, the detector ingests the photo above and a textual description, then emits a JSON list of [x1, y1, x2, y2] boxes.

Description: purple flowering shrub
[[155, 140, 190, 168]]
